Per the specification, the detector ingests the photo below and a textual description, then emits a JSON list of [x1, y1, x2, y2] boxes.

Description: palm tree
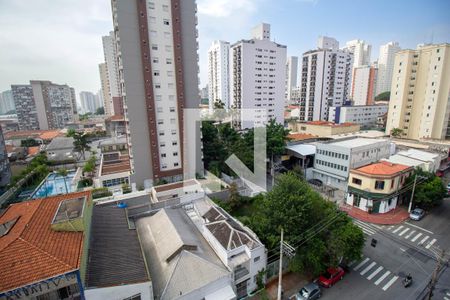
[[73, 132, 91, 161], [57, 168, 69, 194]]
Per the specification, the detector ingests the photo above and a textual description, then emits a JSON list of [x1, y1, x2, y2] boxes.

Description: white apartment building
[[79, 91, 101, 114], [98, 62, 111, 115], [230, 23, 287, 128], [102, 31, 121, 115], [352, 65, 378, 105], [299, 43, 353, 121], [344, 39, 372, 68], [208, 40, 230, 109], [386, 43, 450, 140], [113, 0, 203, 188], [285, 56, 298, 104], [0, 90, 15, 115], [376, 41, 401, 95], [312, 137, 391, 190], [328, 105, 388, 127], [318, 36, 339, 50]]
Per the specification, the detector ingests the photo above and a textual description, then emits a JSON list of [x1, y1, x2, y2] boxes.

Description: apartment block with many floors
[[385, 43, 450, 140], [112, 0, 203, 188], [376, 41, 401, 95], [0, 90, 15, 115], [328, 104, 388, 128], [231, 23, 287, 129], [299, 39, 353, 121], [285, 56, 298, 104], [351, 65, 378, 105], [208, 40, 230, 109], [102, 31, 121, 116]]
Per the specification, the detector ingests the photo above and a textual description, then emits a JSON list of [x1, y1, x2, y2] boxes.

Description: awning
[[285, 144, 316, 157], [205, 284, 236, 300]]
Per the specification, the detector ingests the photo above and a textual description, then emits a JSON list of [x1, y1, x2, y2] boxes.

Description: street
[[318, 199, 450, 300]]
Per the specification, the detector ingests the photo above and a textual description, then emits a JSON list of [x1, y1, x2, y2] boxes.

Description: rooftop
[[397, 149, 441, 162], [45, 137, 74, 150], [327, 137, 388, 148], [353, 161, 411, 176], [105, 115, 125, 122], [4, 130, 62, 140], [382, 155, 425, 168], [288, 133, 317, 141], [0, 191, 90, 293], [98, 135, 127, 147], [153, 179, 199, 193], [86, 204, 149, 288], [306, 121, 358, 128], [100, 154, 131, 175]]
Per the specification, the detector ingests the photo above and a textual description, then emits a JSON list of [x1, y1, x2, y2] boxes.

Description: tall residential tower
[[208, 40, 230, 109], [112, 0, 202, 187], [376, 41, 401, 95]]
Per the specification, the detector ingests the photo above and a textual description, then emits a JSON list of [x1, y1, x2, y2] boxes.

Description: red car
[[318, 267, 345, 287]]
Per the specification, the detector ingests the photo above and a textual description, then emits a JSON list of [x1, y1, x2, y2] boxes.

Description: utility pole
[[427, 248, 447, 300], [277, 228, 283, 300], [408, 175, 417, 213]]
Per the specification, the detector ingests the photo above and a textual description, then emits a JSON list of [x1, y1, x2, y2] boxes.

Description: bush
[[92, 187, 112, 199], [78, 178, 93, 188], [122, 183, 132, 194]]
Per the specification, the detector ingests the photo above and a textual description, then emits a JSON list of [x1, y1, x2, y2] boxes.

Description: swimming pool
[[32, 171, 77, 199]]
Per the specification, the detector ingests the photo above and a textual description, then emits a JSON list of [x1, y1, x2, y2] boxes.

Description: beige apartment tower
[[386, 44, 450, 140]]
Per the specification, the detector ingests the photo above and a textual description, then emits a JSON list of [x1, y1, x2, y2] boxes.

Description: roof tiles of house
[[4, 130, 62, 140], [0, 191, 90, 293], [288, 133, 317, 141], [306, 121, 357, 127], [353, 161, 412, 176]]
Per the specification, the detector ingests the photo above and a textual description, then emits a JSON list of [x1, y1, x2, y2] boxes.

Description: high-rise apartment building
[[376, 41, 401, 95], [11, 81, 76, 131], [112, 0, 202, 187], [351, 65, 378, 105], [208, 40, 230, 109], [344, 39, 372, 68], [0, 125, 11, 187], [386, 44, 450, 140], [230, 23, 287, 128], [299, 40, 353, 121], [98, 62, 112, 115], [0, 90, 16, 115], [318, 36, 339, 50], [102, 31, 121, 116], [285, 56, 298, 104], [79, 91, 102, 114]]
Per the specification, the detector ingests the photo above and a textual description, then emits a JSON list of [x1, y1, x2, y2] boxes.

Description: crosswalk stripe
[[382, 275, 399, 291], [353, 221, 376, 235], [404, 230, 415, 239], [411, 232, 422, 242], [367, 266, 384, 280], [354, 258, 370, 271], [398, 228, 410, 236], [375, 271, 391, 286], [360, 262, 377, 276], [387, 225, 394, 231], [392, 225, 404, 234], [447, 292, 450, 296], [425, 238, 437, 249], [444, 297, 449, 300], [419, 235, 430, 245]]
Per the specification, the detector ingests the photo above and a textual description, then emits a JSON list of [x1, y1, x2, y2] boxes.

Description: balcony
[[234, 266, 250, 282]]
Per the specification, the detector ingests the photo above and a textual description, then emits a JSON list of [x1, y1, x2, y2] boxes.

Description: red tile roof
[[4, 130, 62, 140], [288, 133, 317, 141], [105, 115, 125, 122], [353, 161, 412, 176], [0, 191, 90, 292], [101, 155, 131, 175], [27, 146, 41, 156]]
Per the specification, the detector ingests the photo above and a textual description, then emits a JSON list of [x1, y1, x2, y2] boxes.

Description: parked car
[[409, 208, 425, 221], [318, 267, 345, 288], [296, 283, 321, 300]]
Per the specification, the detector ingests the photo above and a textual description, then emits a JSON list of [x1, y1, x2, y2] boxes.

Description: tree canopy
[[390, 128, 403, 138], [96, 107, 105, 115], [375, 91, 390, 101], [407, 169, 447, 210]]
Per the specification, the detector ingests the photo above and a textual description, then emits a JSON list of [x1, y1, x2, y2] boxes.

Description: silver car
[[409, 208, 425, 221], [296, 283, 321, 300]]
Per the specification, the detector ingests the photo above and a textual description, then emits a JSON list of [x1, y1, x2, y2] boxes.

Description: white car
[[409, 208, 425, 221]]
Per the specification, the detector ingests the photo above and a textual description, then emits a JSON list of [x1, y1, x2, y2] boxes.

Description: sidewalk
[[255, 272, 307, 300], [340, 203, 409, 225]]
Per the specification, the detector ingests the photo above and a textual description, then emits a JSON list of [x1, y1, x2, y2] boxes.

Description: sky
[[0, 0, 449, 97]]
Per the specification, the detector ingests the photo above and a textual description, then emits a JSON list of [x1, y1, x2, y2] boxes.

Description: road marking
[[404, 230, 415, 239], [382, 275, 399, 291], [353, 220, 376, 235], [444, 297, 449, 300], [419, 235, 430, 245], [447, 292, 450, 296], [411, 232, 423, 242], [425, 238, 437, 249], [392, 225, 404, 233], [375, 271, 391, 285], [405, 222, 434, 234], [399, 248, 406, 252], [360, 262, 377, 275], [398, 228, 410, 236], [387, 225, 394, 231], [367, 266, 384, 280], [354, 258, 370, 271]]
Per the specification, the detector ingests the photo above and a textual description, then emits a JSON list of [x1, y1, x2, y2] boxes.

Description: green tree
[[407, 169, 446, 210], [213, 99, 225, 109], [96, 107, 105, 115], [228, 182, 240, 210], [375, 91, 390, 101], [72, 132, 91, 160], [57, 168, 69, 194], [390, 127, 403, 138], [66, 128, 76, 137], [21, 138, 39, 147]]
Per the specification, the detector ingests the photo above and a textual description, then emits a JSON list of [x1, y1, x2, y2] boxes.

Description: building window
[[161, 153, 166, 158], [153, 70, 160, 76], [166, 58, 173, 64], [375, 180, 385, 190], [172, 141, 177, 146], [159, 131, 164, 136], [173, 152, 178, 156], [169, 107, 175, 112], [148, 2, 155, 9], [174, 162, 179, 167], [156, 95, 162, 101], [151, 44, 158, 50], [157, 119, 163, 125], [162, 4, 169, 11], [152, 57, 159, 63], [254, 256, 260, 262], [352, 177, 362, 185], [163, 19, 170, 25], [157, 107, 163, 113]]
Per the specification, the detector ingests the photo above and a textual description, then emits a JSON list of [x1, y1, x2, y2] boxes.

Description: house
[[0, 192, 92, 300], [346, 161, 413, 213], [149, 179, 204, 209], [312, 137, 392, 190], [45, 137, 75, 162], [135, 208, 236, 300], [105, 115, 126, 137], [288, 121, 360, 137]]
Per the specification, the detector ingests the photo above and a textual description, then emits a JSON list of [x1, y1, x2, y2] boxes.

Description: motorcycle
[[403, 275, 413, 288]]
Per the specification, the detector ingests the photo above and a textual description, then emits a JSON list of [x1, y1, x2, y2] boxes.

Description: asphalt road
[[318, 200, 450, 300]]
